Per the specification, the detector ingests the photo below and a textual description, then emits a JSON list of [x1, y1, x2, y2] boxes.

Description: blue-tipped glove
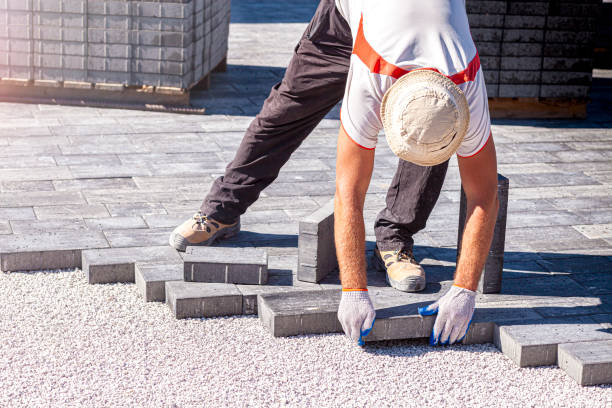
[[337, 289, 376, 346], [418, 285, 476, 346]]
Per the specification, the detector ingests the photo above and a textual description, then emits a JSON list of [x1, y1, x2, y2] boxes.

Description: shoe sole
[[372, 250, 426, 292], [169, 220, 241, 252]]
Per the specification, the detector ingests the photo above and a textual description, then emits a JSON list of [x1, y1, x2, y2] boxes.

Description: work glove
[[337, 289, 376, 346], [418, 285, 476, 346]]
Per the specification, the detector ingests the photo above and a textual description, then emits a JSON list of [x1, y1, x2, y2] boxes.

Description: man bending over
[[334, 0, 499, 346]]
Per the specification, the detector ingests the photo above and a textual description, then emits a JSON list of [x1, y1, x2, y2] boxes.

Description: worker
[[169, 0, 498, 347], [170, 0, 450, 293], [333, 0, 497, 346]]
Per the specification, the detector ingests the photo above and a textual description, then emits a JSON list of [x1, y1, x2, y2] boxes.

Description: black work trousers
[[201, 0, 448, 252]]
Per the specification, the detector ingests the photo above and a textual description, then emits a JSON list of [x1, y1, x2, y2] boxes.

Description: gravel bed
[[0, 269, 610, 407]]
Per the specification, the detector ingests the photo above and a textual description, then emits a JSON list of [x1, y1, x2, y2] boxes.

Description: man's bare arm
[[455, 137, 499, 291], [334, 126, 375, 289]]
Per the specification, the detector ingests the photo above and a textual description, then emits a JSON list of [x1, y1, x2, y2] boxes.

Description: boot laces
[[193, 211, 209, 226], [193, 211, 212, 232], [394, 249, 415, 263]]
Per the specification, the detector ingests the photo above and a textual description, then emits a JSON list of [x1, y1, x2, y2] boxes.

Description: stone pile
[[467, 0, 600, 117], [0, 0, 231, 104]]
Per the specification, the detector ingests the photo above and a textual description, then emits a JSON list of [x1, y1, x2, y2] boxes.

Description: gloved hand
[[337, 289, 376, 346], [418, 285, 476, 346]]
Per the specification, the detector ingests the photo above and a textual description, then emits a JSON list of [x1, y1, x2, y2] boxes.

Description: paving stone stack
[[466, 0, 601, 118], [0, 0, 230, 105]]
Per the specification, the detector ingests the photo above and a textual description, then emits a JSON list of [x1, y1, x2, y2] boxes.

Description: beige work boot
[[373, 247, 426, 292], [169, 211, 240, 252]]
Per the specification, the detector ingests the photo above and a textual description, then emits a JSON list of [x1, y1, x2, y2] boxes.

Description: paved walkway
[[0, 0, 611, 405]]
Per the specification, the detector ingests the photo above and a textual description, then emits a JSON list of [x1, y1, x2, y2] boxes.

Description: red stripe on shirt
[[352, 14, 480, 84]]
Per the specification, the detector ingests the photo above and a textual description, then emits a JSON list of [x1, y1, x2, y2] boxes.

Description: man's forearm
[[454, 196, 499, 291], [334, 195, 368, 289]]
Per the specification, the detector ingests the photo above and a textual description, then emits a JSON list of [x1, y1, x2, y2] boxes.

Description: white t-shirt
[[335, 0, 491, 157]]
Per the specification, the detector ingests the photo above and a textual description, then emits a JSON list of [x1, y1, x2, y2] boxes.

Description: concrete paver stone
[[182, 246, 268, 285], [494, 316, 612, 367], [165, 281, 243, 319], [0, 230, 109, 272], [558, 340, 612, 386], [135, 262, 184, 302], [258, 289, 342, 337], [297, 199, 338, 283], [82, 245, 182, 284]]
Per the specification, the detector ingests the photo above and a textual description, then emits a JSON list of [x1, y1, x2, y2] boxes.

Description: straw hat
[[380, 69, 470, 166]]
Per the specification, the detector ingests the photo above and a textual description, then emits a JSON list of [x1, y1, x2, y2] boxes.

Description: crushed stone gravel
[[0, 269, 610, 407]]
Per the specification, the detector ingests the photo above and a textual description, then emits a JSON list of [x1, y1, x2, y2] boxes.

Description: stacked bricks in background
[[0, 0, 230, 105], [593, 0, 612, 69], [466, 0, 601, 118], [457, 173, 509, 294]]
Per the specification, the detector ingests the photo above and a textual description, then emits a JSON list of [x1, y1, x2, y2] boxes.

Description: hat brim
[[380, 69, 470, 166]]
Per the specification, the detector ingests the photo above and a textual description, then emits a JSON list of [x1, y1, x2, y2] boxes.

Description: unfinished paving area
[[0, 0, 611, 405]]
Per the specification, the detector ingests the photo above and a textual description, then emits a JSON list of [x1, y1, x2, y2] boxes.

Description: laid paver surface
[[0, 0, 611, 403]]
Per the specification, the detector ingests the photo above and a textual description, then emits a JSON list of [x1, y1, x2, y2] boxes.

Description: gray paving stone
[[262, 180, 336, 197], [183, 246, 268, 285], [258, 290, 342, 337], [165, 281, 243, 319], [572, 209, 612, 225], [135, 263, 183, 302], [0, 145, 61, 157], [143, 213, 192, 229], [10, 218, 88, 233], [0, 155, 57, 168], [494, 316, 612, 367], [506, 211, 586, 229], [237, 274, 321, 315], [53, 177, 138, 191], [69, 164, 153, 179], [0, 207, 35, 221], [84, 216, 148, 230], [103, 228, 173, 248], [508, 172, 599, 188], [1, 180, 55, 192], [84, 190, 183, 205], [82, 245, 182, 284], [34, 204, 110, 219], [0, 191, 85, 208], [558, 340, 612, 386], [0, 221, 12, 235], [0, 230, 109, 272], [132, 176, 214, 192], [297, 199, 337, 283], [0, 166, 72, 182], [106, 202, 167, 217], [53, 154, 121, 166], [508, 185, 612, 201], [241, 209, 291, 225]]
